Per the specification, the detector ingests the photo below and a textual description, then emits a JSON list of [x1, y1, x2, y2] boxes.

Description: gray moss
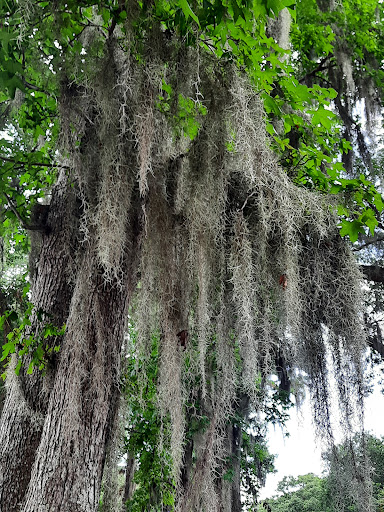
[[55, 17, 372, 510]]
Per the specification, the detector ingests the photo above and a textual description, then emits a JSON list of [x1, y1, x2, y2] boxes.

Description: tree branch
[[108, 0, 126, 37], [3, 193, 49, 232], [22, 79, 46, 93], [353, 237, 384, 251], [0, 155, 69, 169], [299, 56, 335, 84], [365, 316, 384, 359], [360, 264, 384, 284], [368, 331, 384, 359]]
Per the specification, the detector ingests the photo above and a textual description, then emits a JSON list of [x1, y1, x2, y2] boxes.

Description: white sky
[[260, 400, 323, 499], [260, 360, 384, 499]]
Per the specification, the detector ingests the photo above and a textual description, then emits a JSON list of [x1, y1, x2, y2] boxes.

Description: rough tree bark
[[0, 172, 79, 511], [21, 238, 132, 511], [0, 288, 10, 416], [122, 452, 136, 505]]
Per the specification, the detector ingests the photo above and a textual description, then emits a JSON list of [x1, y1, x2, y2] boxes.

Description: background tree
[[268, 435, 384, 512], [268, 473, 331, 512]]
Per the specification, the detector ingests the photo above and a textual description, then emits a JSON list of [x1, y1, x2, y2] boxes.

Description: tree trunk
[[0, 172, 79, 511], [122, 453, 136, 506], [22, 244, 130, 511], [223, 394, 249, 512], [230, 421, 243, 512], [100, 398, 126, 512], [0, 287, 10, 416], [181, 439, 194, 493]]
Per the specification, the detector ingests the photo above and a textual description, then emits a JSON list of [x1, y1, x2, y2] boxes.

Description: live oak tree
[[0, 1, 384, 511]]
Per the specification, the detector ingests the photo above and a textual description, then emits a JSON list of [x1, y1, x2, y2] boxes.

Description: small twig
[[0, 104, 11, 122], [0, 155, 69, 169], [298, 56, 335, 84], [3, 192, 27, 227], [22, 79, 46, 93], [68, 22, 91, 46], [288, 155, 310, 175]]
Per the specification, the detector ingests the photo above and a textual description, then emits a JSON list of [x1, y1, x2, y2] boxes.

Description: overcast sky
[[260, 358, 384, 499]]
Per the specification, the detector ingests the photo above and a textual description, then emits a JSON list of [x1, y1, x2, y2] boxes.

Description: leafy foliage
[[268, 435, 384, 512], [0, 0, 383, 248], [0, 299, 65, 378], [240, 393, 291, 508], [269, 473, 332, 512], [123, 329, 175, 511]]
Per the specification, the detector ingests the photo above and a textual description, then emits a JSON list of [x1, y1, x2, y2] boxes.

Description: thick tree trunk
[[0, 173, 79, 511], [22, 245, 130, 511]]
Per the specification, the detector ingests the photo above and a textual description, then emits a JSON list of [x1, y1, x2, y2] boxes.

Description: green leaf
[[373, 193, 384, 212], [311, 106, 334, 130], [162, 79, 172, 96], [14, 360, 22, 376], [101, 7, 111, 24], [266, 122, 276, 135], [14, 233, 25, 245], [0, 29, 16, 54], [267, 0, 284, 16], [1, 341, 15, 361], [35, 345, 44, 360], [339, 219, 364, 243], [360, 209, 378, 236], [329, 184, 342, 194], [178, 0, 200, 25]]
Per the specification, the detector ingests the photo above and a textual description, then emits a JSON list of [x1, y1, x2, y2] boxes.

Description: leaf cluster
[[123, 329, 175, 511], [0, 299, 65, 378]]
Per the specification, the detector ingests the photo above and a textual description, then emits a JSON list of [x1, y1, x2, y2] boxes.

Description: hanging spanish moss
[[326, 435, 375, 512], [42, 6, 372, 510]]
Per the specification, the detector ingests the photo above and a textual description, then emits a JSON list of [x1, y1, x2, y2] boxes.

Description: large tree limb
[[360, 265, 384, 284]]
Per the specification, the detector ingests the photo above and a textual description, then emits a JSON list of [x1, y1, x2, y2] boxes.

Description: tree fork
[[0, 171, 80, 511]]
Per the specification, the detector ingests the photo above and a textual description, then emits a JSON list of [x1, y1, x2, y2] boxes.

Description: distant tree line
[[263, 434, 384, 512]]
